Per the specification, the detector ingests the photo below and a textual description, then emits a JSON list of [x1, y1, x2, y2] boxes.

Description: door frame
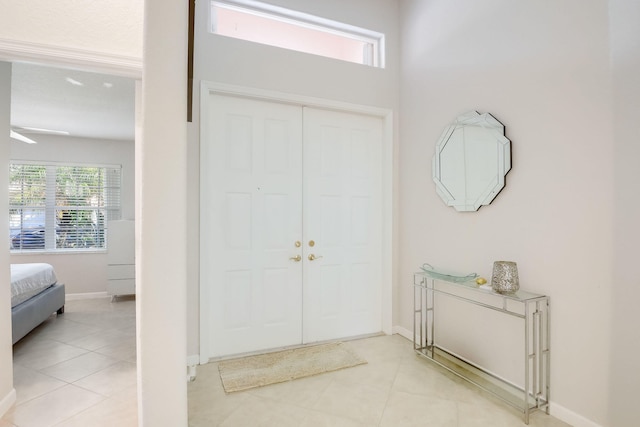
[[0, 43, 143, 420], [199, 81, 394, 363]]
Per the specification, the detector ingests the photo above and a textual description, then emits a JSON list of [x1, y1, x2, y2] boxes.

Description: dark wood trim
[[187, 0, 195, 122]]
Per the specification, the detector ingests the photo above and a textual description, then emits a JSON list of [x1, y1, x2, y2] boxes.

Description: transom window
[[211, 0, 385, 68], [9, 162, 121, 252]]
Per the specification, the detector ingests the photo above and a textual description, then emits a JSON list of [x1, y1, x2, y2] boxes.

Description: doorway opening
[[3, 61, 139, 424]]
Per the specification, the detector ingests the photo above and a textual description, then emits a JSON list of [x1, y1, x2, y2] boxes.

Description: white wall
[[609, 1, 640, 426], [399, 1, 614, 425], [9, 135, 135, 294], [188, 0, 401, 357], [137, 0, 188, 424]]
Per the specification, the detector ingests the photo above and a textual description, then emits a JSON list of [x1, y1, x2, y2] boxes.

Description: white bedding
[[11, 263, 58, 308]]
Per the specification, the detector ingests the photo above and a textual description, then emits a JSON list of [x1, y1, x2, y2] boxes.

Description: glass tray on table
[[419, 263, 478, 283]]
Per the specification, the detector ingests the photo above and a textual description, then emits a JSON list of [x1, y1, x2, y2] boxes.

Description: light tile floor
[[1, 296, 138, 427], [188, 335, 571, 427], [2, 297, 571, 427]]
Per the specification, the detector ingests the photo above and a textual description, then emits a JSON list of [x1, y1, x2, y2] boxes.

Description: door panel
[[303, 107, 383, 343], [201, 94, 303, 358]]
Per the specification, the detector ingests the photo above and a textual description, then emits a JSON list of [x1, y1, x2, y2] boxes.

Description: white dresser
[[107, 220, 135, 297]]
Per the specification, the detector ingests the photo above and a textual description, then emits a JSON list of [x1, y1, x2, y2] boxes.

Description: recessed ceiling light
[[65, 77, 84, 86], [103, 82, 114, 88]]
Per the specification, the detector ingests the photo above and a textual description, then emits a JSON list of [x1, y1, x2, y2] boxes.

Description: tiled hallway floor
[[3, 297, 570, 426], [1, 296, 138, 427], [188, 334, 570, 427]]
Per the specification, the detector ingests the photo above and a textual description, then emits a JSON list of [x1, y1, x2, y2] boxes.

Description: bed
[[10, 263, 65, 344]]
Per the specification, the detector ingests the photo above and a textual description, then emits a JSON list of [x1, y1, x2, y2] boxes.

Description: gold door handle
[[308, 254, 323, 261], [289, 255, 302, 262]]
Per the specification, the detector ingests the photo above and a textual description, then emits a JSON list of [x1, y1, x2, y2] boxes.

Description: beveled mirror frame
[[432, 111, 511, 212]]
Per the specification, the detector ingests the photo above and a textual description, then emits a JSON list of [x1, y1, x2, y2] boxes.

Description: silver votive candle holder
[[491, 261, 519, 294]]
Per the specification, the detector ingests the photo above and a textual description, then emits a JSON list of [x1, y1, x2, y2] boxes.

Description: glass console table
[[413, 271, 550, 424]]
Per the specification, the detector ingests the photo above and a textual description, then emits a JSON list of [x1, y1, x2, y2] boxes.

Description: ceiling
[[10, 62, 135, 142]]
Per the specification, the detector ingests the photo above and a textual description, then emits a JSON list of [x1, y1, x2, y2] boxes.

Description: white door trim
[[0, 38, 142, 79], [199, 81, 394, 363]]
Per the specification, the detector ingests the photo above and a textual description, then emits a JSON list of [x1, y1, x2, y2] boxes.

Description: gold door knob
[[289, 255, 302, 262], [308, 254, 323, 261]]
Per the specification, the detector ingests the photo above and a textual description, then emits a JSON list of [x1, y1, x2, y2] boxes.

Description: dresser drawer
[[107, 264, 135, 280], [107, 278, 135, 296]]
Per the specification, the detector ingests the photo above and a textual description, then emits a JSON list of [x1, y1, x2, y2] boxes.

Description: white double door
[[201, 94, 382, 359]]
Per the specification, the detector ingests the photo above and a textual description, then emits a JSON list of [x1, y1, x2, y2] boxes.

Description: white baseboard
[[550, 402, 603, 427], [186, 365, 197, 382], [0, 388, 16, 419], [393, 325, 412, 341], [65, 291, 109, 301], [392, 325, 600, 427], [186, 355, 200, 382], [186, 355, 200, 367]]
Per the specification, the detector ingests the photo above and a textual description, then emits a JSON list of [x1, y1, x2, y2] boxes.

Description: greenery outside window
[[9, 162, 122, 252]]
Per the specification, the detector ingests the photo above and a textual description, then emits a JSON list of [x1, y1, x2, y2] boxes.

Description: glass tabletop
[[415, 270, 547, 302]]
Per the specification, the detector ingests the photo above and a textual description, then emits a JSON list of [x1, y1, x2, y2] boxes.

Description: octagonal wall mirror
[[432, 111, 511, 212]]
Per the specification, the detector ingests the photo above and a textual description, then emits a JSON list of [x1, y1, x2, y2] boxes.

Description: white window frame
[[210, 0, 386, 68], [9, 160, 122, 254]]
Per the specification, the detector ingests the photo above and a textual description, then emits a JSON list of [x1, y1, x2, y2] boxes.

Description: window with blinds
[[9, 162, 121, 252]]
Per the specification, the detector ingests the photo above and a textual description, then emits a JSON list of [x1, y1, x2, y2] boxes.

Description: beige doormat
[[218, 342, 367, 393]]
